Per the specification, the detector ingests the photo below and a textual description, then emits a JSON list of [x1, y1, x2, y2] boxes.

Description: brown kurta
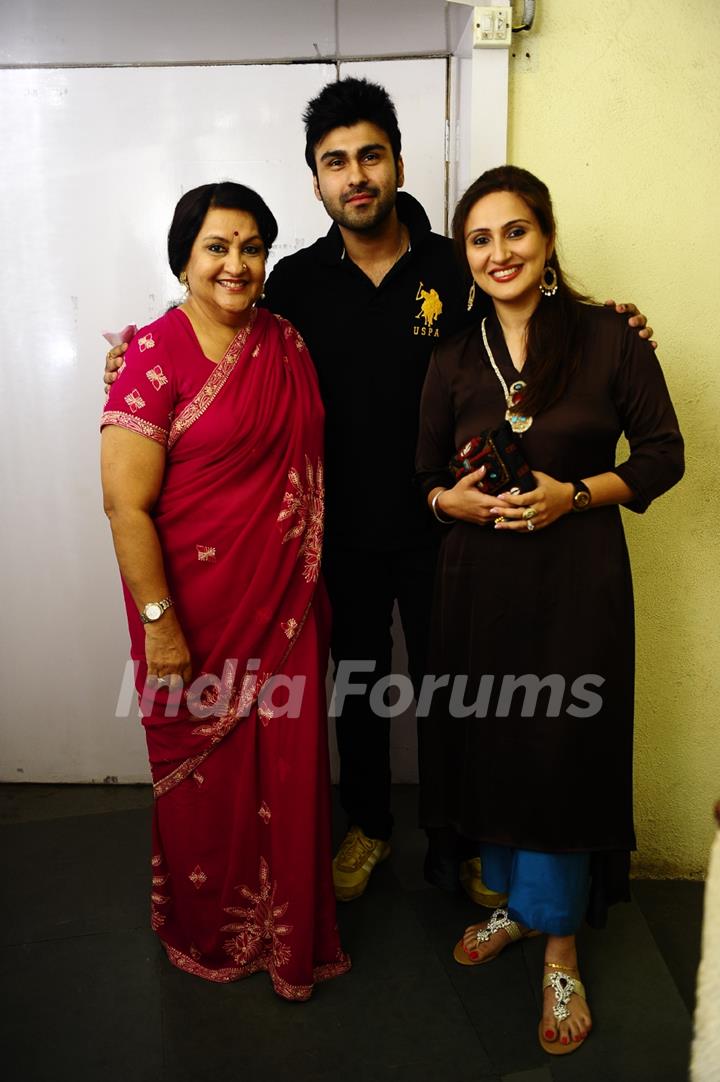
[[416, 306, 683, 880]]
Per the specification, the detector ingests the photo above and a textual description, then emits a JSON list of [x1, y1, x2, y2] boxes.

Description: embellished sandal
[[538, 962, 589, 1055], [453, 906, 541, 966]]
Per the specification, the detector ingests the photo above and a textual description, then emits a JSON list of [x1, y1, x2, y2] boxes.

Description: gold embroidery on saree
[[146, 364, 168, 390], [124, 389, 146, 412], [150, 854, 170, 930], [220, 857, 293, 970], [162, 940, 350, 998], [276, 316, 307, 354], [189, 865, 208, 890], [277, 456, 324, 583], [102, 410, 168, 445]]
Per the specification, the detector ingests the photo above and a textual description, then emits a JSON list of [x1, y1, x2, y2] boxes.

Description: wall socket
[[473, 6, 512, 48]]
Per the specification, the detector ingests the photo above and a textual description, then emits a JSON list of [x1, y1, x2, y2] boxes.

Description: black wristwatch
[[570, 480, 592, 512]]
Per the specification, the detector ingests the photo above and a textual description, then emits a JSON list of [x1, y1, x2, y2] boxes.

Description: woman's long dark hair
[[452, 165, 592, 417]]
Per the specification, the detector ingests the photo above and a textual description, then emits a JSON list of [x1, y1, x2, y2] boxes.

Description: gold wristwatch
[[140, 597, 174, 624]]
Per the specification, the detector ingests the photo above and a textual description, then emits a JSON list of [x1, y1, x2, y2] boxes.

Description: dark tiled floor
[[0, 784, 702, 1082]]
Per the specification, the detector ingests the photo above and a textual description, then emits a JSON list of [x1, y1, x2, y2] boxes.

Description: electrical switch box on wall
[[473, 6, 512, 48]]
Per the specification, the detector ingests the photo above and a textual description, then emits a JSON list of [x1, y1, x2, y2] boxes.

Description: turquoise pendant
[[506, 380, 533, 433]]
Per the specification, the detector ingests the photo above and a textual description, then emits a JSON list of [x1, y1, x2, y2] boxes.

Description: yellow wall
[[506, 0, 720, 876]]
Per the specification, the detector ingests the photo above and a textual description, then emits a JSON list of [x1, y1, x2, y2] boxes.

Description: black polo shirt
[[264, 192, 488, 550]]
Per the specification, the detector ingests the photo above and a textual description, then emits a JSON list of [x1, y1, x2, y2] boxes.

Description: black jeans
[[323, 543, 438, 842]]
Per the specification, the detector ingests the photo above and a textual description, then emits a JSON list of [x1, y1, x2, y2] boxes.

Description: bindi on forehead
[[233, 231, 239, 237]]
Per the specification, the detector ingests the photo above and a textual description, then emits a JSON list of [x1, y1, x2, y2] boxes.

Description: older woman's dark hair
[[453, 165, 591, 417], [168, 182, 278, 278], [302, 78, 402, 174]]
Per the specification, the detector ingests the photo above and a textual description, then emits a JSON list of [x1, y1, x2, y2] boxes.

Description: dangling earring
[[179, 271, 188, 287], [467, 280, 476, 311], [539, 264, 558, 297]]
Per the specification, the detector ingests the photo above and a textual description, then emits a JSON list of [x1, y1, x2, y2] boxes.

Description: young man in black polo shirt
[[263, 78, 487, 902]]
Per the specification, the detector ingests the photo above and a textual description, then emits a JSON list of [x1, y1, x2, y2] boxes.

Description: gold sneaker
[[459, 857, 509, 908], [332, 826, 391, 901]]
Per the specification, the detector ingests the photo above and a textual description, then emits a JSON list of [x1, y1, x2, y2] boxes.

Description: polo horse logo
[[416, 283, 443, 328]]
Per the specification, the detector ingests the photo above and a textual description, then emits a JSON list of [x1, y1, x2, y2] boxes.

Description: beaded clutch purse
[[449, 421, 536, 496]]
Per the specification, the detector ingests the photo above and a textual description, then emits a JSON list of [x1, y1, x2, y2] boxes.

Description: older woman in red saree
[[101, 182, 349, 1000]]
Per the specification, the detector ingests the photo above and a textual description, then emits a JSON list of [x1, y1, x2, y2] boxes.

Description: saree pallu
[[102, 306, 349, 999]]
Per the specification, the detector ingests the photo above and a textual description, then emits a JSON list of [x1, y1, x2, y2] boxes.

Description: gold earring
[[467, 280, 476, 311], [539, 264, 558, 297], [179, 271, 187, 286]]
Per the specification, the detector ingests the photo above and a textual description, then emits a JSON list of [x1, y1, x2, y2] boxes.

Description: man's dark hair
[[167, 182, 278, 278], [303, 78, 402, 174]]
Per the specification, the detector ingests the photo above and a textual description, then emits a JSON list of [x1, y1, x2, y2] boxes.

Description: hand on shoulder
[[603, 299, 656, 350]]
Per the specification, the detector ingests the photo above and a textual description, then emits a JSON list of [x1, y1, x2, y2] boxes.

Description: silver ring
[[522, 507, 537, 520], [526, 520, 535, 532]]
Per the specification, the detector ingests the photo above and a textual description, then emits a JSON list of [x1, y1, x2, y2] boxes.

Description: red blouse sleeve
[[100, 322, 174, 446]]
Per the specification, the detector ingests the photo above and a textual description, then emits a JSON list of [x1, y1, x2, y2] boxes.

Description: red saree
[[102, 306, 349, 999]]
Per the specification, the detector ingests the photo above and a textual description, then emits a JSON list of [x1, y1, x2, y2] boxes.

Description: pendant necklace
[[480, 316, 533, 433]]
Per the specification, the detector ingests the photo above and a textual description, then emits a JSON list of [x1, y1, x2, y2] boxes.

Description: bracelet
[[431, 490, 454, 524]]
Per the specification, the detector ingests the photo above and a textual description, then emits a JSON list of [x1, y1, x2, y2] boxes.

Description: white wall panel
[[0, 0, 465, 67], [0, 0, 338, 65], [339, 0, 448, 58]]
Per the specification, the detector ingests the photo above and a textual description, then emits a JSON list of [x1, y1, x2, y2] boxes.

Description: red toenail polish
[[545, 1030, 554, 1039], [469, 950, 479, 960], [561, 1037, 569, 1045]]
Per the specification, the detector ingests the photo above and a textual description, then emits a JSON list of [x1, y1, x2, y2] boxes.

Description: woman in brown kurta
[[416, 166, 683, 1054]]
